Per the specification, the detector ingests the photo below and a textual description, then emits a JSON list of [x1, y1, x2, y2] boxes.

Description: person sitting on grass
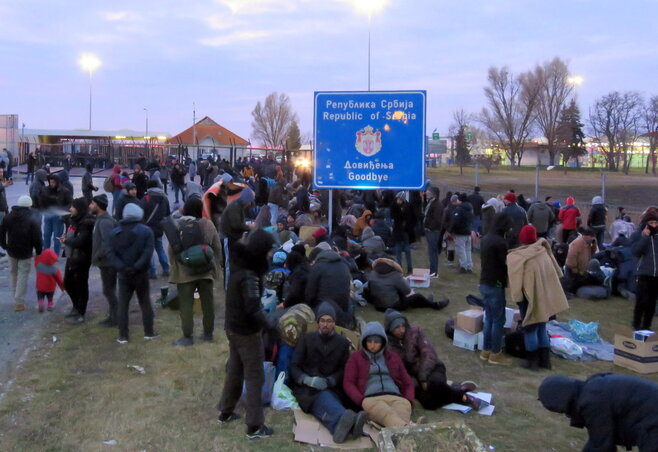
[[343, 321, 415, 428], [290, 302, 367, 444], [384, 309, 482, 411]]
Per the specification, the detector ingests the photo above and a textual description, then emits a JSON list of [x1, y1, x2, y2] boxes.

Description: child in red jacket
[[35, 249, 64, 313]]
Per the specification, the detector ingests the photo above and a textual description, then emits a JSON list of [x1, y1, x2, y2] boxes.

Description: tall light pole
[[354, 0, 388, 91], [78, 53, 101, 130], [144, 108, 149, 150]]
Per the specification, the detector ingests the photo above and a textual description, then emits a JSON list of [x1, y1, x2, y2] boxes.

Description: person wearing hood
[[305, 248, 353, 326], [480, 197, 504, 236], [360, 226, 386, 260], [384, 309, 481, 410], [527, 199, 555, 238], [630, 208, 658, 330], [367, 257, 449, 312], [220, 186, 254, 288], [184, 180, 203, 201], [280, 248, 310, 308], [29, 168, 48, 209], [0, 195, 43, 311], [290, 302, 367, 444], [609, 215, 635, 243], [447, 194, 474, 273], [391, 193, 417, 274], [114, 181, 142, 221], [423, 186, 444, 277], [170, 162, 186, 204], [34, 248, 64, 313], [218, 229, 275, 440], [90, 194, 119, 327], [558, 196, 581, 243], [500, 192, 528, 248], [507, 225, 569, 370], [109, 165, 123, 214], [479, 213, 513, 365], [81, 163, 98, 203], [343, 321, 414, 428], [587, 196, 607, 248], [538, 373, 658, 452], [60, 197, 95, 323], [131, 164, 149, 199], [40, 173, 72, 256], [58, 170, 74, 198], [142, 180, 171, 280], [353, 209, 373, 238]]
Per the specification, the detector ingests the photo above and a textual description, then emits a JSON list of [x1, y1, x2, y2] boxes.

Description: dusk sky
[[1, 0, 656, 142]]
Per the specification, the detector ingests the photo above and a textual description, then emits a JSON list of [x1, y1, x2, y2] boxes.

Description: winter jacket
[[501, 203, 528, 247], [131, 172, 149, 199], [566, 236, 598, 275], [609, 219, 635, 243], [367, 258, 409, 310], [268, 180, 288, 207], [305, 250, 352, 311], [114, 193, 142, 221], [0, 206, 42, 259], [0, 183, 8, 213], [81, 171, 95, 199], [142, 188, 170, 237], [290, 330, 351, 412], [527, 202, 555, 235], [224, 251, 269, 336], [361, 227, 386, 260], [220, 200, 249, 242], [423, 197, 444, 231], [167, 216, 222, 284], [39, 180, 72, 212], [64, 214, 95, 269], [171, 166, 186, 186], [35, 249, 64, 293], [29, 169, 48, 208], [507, 238, 569, 327], [295, 186, 310, 213], [467, 192, 484, 216], [587, 203, 607, 229], [631, 227, 658, 277], [447, 203, 473, 236], [283, 262, 310, 308], [91, 212, 117, 268], [108, 220, 155, 274], [479, 213, 509, 287], [538, 373, 658, 452], [343, 322, 414, 407], [391, 200, 417, 243], [559, 205, 581, 230], [110, 165, 123, 191], [384, 310, 444, 384]]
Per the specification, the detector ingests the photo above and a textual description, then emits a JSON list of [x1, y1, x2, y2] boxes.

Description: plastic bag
[[261, 288, 278, 313], [271, 372, 299, 410], [550, 336, 583, 360], [568, 320, 601, 343]]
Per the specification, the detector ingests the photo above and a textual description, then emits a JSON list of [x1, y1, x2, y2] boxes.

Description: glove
[[303, 375, 328, 390]]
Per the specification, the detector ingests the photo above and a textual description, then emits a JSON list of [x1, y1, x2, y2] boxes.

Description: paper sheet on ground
[[442, 392, 495, 416], [293, 409, 373, 449]]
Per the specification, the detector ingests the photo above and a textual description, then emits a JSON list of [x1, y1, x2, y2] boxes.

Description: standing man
[[0, 195, 42, 311], [467, 186, 485, 234], [143, 180, 171, 279], [527, 199, 555, 238], [131, 164, 149, 199], [447, 195, 474, 274], [267, 178, 288, 227], [90, 194, 118, 327], [220, 187, 254, 287], [40, 173, 72, 256], [501, 192, 528, 249], [114, 182, 141, 221], [81, 163, 98, 204], [108, 203, 157, 344], [423, 186, 443, 278], [587, 196, 607, 249], [630, 209, 658, 330], [169, 198, 222, 346]]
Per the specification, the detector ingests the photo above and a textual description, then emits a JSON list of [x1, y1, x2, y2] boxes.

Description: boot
[[538, 347, 552, 370], [520, 350, 539, 371], [333, 410, 356, 444]]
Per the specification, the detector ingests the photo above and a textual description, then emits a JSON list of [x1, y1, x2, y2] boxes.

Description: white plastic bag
[[550, 336, 583, 360], [271, 372, 299, 411]]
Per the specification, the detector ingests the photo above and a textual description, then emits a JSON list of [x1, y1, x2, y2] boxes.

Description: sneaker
[[172, 337, 194, 347], [73, 315, 85, 324], [479, 350, 491, 361], [144, 332, 160, 340], [488, 352, 513, 366], [429, 272, 439, 279], [14, 304, 25, 312], [116, 337, 129, 345], [217, 412, 241, 424], [246, 425, 273, 440]]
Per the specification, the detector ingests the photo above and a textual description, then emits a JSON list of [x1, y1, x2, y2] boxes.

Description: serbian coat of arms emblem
[[355, 125, 382, 157]]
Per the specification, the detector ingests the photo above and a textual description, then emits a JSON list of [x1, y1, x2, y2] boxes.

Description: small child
[[35, 249, 64, 313]]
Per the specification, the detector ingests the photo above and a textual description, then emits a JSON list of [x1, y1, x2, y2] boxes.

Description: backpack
[[103, 176, 115, 193], [176, 218, 214, 274]]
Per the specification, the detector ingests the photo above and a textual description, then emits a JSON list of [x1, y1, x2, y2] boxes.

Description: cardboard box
[[456, 308, 484, 334], [453, 328, 479, 351], [614, 326, 658, 374], [483, 307, 517, 329], [407, 268, 431, 288]]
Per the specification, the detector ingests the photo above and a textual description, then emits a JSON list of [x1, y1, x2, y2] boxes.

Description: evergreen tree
[[556, 99, 586, 167], [455, 125, 471, 175]]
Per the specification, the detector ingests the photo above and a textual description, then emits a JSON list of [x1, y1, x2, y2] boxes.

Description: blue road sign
[[314, 90, 426, 190]]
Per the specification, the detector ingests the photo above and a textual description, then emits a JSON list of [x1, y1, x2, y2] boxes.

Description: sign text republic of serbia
[[313, 91, 426, 190]]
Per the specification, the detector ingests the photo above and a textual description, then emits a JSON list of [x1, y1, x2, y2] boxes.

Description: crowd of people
[[0, 153, 656, 448]]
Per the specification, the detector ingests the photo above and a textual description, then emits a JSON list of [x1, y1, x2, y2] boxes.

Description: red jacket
[[35, 249, 64, 293], [558, 205, 581, 230], [343, 348, 414, 406]]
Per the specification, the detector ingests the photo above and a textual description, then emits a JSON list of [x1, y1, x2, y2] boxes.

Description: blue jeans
[[149, 236, 170, 276], [43, 213, 64, 255], [425, 230, 441, 275], [310, 390, 346, 434], [172, 184, 185, 203], [479, 284, 506, 353], [25, 171, 34, 185], [523, 322, 549, 352], [473, 215, 482, 234], [395, 240, 412, 271], [267, 202, 279, 227], [111, 190, 121, 216]]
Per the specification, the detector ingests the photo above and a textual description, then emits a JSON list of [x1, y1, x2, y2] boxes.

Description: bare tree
[[589, 91, 644, 173], [479, 66, 541, 166], [251, 92, 297, 157], [644, 95, 658, 175], [533, 57, 574, 165]]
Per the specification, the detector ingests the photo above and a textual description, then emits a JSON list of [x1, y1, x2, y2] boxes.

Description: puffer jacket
[[35, 249, 64, 293], [367, 258, 409, 310], [631, 227, 658, 277], [305, 250, 352, 311], [588, 200, 607, 228]]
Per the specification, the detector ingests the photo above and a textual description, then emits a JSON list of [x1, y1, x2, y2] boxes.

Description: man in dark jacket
[[423, 186, 443, 277], [40, 173, 72, 256], [81, 163, 97, 203], [217, 229, 275, 439], [539, 373, 658, 452], [391, 193, 416, 274], [142, 181, 171, 279], [29, 168, 48, 208], [290, 302, 366, 443], [61, 197, 95, 323], [114, 182, 142, 221], [90, 194, 119, 327], [305, 249, 352, 326], [630, 209, 658, 330], [0, 195, 42, 311], [587, 196, 607, 248], [466, 186, 485, 233], [479, 213, 512, 365], [527, 200, 555, 238], [500, 192, 528, 248], [131, 164, 149, 199], [267, 178, 288, 226], [447, 195, 474, 273], [108, 203, 156, 343], [220, 187, 254, 288]]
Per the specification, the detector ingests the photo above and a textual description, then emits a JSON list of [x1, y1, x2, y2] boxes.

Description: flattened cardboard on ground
[[614, 326, 658, 374], [377, 421, 487, 452], [456, 308, 484, 334], [292, 409, 373, 449]]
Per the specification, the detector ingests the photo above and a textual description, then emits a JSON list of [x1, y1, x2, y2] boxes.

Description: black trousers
[[634, 275, 658, 330], [64, 264, 90, 316], [415, 365, 465, 410], [375, 293, 435, 312], [100, 266, 118, 323], [117, 271, 154, 339]]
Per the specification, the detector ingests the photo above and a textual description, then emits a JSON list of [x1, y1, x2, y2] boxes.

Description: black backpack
[[175, 218, 215, 274]]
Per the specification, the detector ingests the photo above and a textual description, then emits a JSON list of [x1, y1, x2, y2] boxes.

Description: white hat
[[17, 195, 32, 207]]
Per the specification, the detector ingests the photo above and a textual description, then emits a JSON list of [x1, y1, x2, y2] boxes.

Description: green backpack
[[176, 218, 214, 274]]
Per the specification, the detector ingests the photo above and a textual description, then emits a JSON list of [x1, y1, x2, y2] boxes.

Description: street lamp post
[[78, 53, 101, 130], [144, 108, 149, 151], [354, 0, 388, 91]]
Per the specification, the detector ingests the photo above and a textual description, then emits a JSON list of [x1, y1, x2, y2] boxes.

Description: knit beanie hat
[[183, 198, 203, 218], [504, 192, 517, 203], [316, 301, 336, 322], [17, 195, 32, 207], [92, 194, 108, 211], [312, 227, 327, 240], [123, 203, 144, 221], [519, 225, 538, 244], [566, 197, 575, 206]]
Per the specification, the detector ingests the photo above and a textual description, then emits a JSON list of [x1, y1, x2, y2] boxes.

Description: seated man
[[563, 230, 598, 293], [343, 321, 415, 428], [289, 303, 366, 444], [366, 258, 449, 312], [539, 373, 658, 452], [384, 309, 482, 411]]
